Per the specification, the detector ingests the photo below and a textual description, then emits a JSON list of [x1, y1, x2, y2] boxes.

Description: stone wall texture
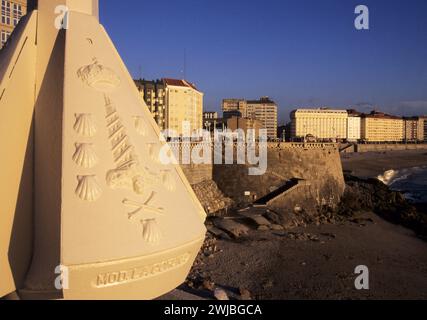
[[180, 163, 213, 185], [191, 180, 234, 216], [178, 142, 346, 219], [212, 143, 345, 218], [355, 143, 427, 153]]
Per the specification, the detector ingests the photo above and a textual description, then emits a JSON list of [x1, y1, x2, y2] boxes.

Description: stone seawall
[[180, 164, 213, 185], [356, 143, 427, 153], [212, 143, 345, 217], [170, 142, 229, 215], [174, 142, 345, 218]]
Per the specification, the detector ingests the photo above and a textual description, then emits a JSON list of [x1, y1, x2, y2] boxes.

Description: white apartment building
[[290, 108, 348, 140], [164, 79, 203, 137], [347, 115, 361, 141]]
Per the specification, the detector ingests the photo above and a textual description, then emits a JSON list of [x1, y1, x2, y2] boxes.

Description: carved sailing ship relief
[[76, 59, 176, 244]]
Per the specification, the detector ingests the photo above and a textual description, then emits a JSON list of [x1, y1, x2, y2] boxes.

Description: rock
[[250, 215, 271, 227], [320, 232, 336, 239], [239, 288, 252, 300], [340, 175, 427, 239], [308, 234, 320, 242], [191, 180, 234, 217], [214, 288, 229, 301], [262, 280, 274, 289], [271, 224, 284, 231], [207, 225, 231, 240], [213, 218, 249, 238], [257, 225, 270, 231], [202, 280, 215, 291], [294, 205, 303, 213], [264, 210, 282, 224]]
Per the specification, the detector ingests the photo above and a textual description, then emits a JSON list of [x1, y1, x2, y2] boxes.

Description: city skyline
[[100, 0, 427, 123]]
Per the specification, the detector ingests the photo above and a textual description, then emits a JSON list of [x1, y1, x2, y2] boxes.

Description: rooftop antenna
[[138, 65, 142, 80], [184, 48, 187, 80]]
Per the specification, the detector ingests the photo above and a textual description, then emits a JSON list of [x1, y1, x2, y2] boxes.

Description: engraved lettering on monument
[[94, 253, 191, 288]]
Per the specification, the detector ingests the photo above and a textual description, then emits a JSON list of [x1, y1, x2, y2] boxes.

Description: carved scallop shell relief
[[75, 175, 102, 202], [73, 143, 98, 169], [141, 219, 162, 243], [74, 114, 97, 137]]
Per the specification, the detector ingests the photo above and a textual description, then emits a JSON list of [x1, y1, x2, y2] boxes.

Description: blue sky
[[100, 0, 427, 123]]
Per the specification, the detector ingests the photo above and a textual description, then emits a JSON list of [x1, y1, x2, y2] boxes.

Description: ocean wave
[[377, 169, 399, 185], [377, 166, 427, 203]]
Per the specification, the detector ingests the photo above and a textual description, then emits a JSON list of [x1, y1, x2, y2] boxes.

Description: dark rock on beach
[[339, 174, 427, 238]]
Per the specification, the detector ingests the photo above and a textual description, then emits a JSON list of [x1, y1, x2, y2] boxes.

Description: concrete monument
[[0, 0, 206, 300]]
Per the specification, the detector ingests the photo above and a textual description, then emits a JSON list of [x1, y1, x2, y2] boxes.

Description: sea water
[[378, 167, 427, 203]]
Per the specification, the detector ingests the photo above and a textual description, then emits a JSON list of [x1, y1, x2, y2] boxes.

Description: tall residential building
[[361, 111, 404, 142], [403, 117, 425, 142], [136, 78, 204, 136], [347, 110, 362, 141], [290, 108, 348, 140], [164, 78, 203, 137], [222, 99, 248, 118], [246, 97, 278, 139], [135, 79, 166, 130], [222, 97, 278, 139], [0, 0, 27, 49]]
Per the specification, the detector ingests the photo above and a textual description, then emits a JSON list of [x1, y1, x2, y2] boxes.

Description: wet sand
[[341, 150, 427, 179]]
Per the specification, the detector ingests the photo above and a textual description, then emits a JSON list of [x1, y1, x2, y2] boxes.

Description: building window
[[12, 3, 21, 26], [1, 29, 10, 45], [1, 0, 11, 25]]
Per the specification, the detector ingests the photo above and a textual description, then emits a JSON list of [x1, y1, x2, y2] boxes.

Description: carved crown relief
[[77, 59, 121, 91]]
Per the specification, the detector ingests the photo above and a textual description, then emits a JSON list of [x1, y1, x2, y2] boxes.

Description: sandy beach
[[341, 150, 427, 179], [185, 211, 427, 300], [180, 150, 427, 300]]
